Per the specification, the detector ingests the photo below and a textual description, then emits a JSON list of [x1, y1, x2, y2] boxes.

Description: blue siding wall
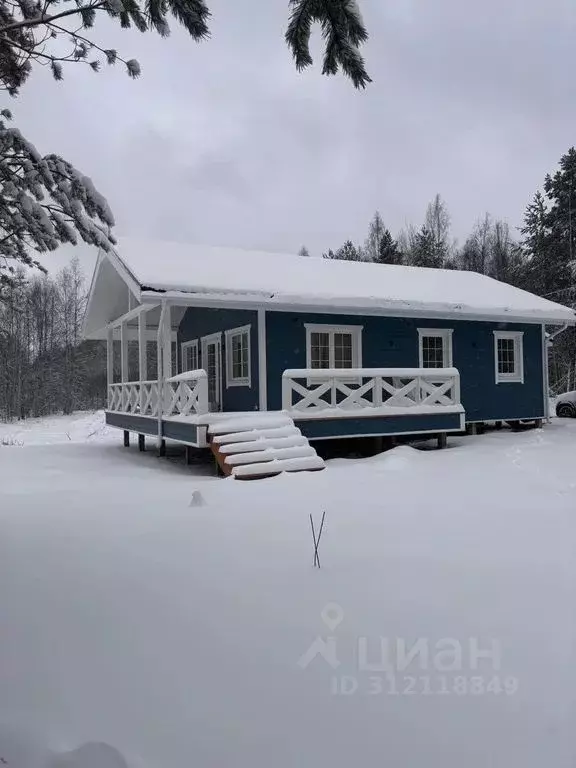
[[178, 307, 259, 412], [265, 311, 545, 422]]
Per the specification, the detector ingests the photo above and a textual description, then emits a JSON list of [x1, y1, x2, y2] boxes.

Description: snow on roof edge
[[139, 288, 575, 325], [108, 239, 576, 326]]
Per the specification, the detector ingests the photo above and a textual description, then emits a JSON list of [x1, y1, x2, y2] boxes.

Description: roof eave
[[140, 290, 575, 326]]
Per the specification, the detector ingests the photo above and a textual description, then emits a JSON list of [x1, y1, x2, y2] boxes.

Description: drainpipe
[[548, 323, 570, 343]]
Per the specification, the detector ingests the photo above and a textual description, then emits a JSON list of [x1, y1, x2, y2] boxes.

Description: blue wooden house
[[83, 239, 575, 478]]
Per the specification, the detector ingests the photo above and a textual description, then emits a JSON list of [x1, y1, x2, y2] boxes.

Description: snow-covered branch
[[0, 0, 369, 94], [0, 113, 115, 291]]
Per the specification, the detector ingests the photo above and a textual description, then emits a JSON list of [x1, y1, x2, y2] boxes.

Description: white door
[[202, 335, 222, 412]]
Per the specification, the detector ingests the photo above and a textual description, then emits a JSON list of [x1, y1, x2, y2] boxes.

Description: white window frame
[[494, 331, 524, 384], [304, 324, 363, 381], [418, 328, 454, 369], [180, 339, 199, 372], [225, 324, 251, 388]]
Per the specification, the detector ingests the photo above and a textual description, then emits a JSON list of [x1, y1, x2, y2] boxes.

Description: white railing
[[163, 369, 209, 417], [107, 370, 208, 419], [108, 380, 160, 416], [282, 367, 462, 417]]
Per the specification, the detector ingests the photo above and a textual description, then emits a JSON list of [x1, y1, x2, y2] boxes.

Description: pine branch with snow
[[0, 0, 370, 93], [0, 0, 210, 93], [0, 112, 115, 291], [286, 0, 371, 89]]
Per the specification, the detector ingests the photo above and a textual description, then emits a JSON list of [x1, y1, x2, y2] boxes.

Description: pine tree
[[522, 151, 576, 392], [520, 192, 550, 295], [298, 245, 311, 258], [409, 226, 444, 268], [521, 192, 547, 262], [376, 229, 402, 265], [519, 151, 576, 303], [336, 240, 362, 261], [538, 148, 576, 302], [323, 240, 362, 261]]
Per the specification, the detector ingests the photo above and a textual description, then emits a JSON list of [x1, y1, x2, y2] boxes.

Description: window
[[494, 331, 524, 383], [305, 324, 362, 373], [418, 329, 453, 368], [181, 339, 199, 372], [225, 325, 251, 387]]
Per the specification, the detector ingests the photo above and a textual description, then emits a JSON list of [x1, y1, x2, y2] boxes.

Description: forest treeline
[[0, 258, 106, 421]]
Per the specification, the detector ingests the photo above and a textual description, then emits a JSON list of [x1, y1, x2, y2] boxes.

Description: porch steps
[[206, 413, 325, 480]]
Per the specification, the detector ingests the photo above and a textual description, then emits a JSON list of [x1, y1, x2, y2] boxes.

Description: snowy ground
[[1, 411, 575, 768]]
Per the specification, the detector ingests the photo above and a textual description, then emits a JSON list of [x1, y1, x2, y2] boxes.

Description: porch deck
[[105, 367, 466, 447]]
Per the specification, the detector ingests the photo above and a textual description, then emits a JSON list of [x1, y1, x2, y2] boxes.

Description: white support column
[[106, 326, 114, 409], [156, 302, 168, 450], [120, 320, 129, 411], [138, 310, 147, 413], [163, 303, 172, 381], [257, 308, 267, 411]]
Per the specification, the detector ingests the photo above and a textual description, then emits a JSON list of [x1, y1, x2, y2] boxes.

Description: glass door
[[202, 335, 222, 412]]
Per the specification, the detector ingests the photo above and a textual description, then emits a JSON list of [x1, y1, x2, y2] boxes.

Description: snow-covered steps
[[232, 455, 325, 479], [205, 413, 325, 480], [207, 414, 294, 435]]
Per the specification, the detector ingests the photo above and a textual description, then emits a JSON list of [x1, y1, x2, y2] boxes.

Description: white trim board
[[104, 247, 143, 299]]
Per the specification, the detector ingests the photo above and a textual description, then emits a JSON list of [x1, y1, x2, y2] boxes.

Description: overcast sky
[[13, 0, 576, 270]]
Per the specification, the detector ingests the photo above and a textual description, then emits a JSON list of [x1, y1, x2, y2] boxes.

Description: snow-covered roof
[[105, 238, 575, 325]]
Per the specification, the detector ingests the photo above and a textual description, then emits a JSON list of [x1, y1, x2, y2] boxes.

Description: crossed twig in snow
[[310, 510, 326, 568]]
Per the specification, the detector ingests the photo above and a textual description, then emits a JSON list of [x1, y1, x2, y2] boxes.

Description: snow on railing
[[107, 370, 208, 418], [164, 369, 209, 417], [282, 367, 462, 417]]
